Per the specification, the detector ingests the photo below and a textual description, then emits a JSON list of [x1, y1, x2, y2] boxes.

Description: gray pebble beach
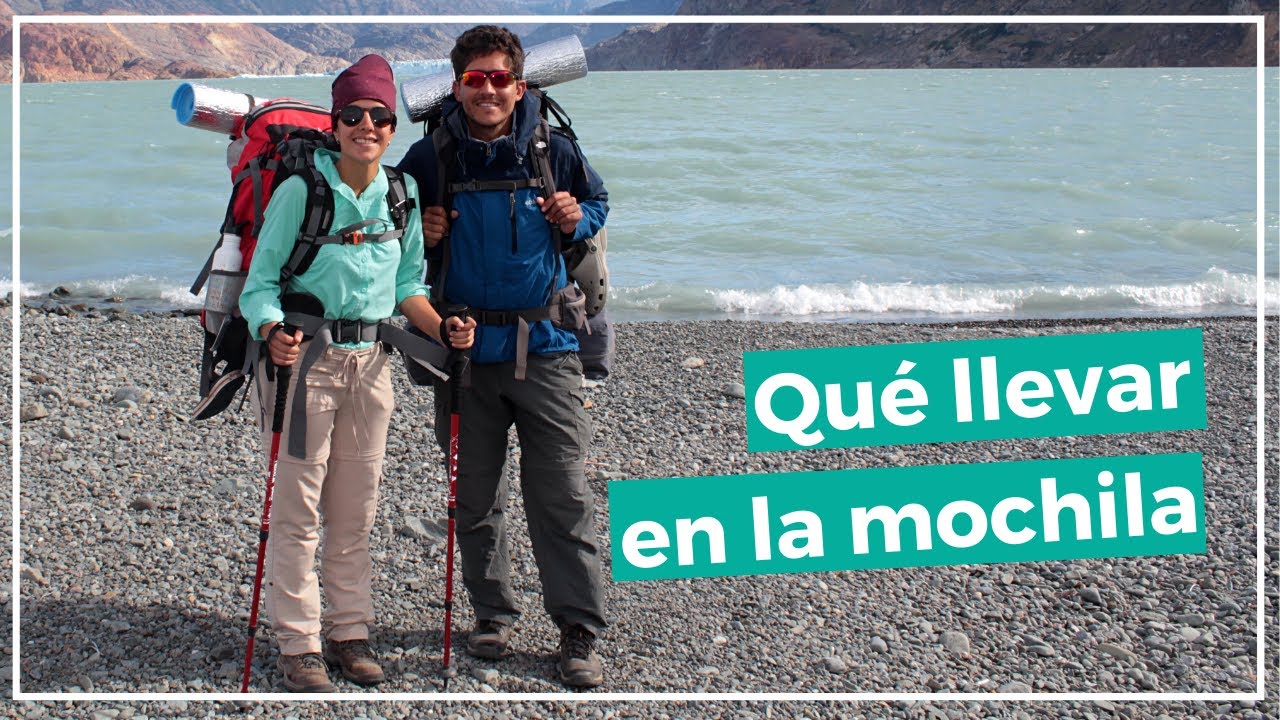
[[5, 306, 1277, 719]]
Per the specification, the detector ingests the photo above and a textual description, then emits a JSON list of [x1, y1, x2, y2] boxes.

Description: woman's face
[[333, 99, 395, 167]]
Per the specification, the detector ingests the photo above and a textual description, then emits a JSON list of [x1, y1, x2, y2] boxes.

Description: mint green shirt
[[239, 148, 428, 345]]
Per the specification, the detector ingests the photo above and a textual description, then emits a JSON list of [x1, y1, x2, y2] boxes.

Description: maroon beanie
[[331, 54, 397, 114]]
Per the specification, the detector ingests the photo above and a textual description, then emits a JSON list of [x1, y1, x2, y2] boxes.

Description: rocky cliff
[[588, 1, 1277, 69], [1, 0, 1275, 83]]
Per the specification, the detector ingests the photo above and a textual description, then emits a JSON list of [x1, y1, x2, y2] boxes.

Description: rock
[[940, 630, 970, 654], [471, 667, 498, 684], [999, 681, 1033, 693], [129, 496, 157, 511], [822, 656, 848, 673], [397, 515, 443, 541], [722, 382, 746, 398], [20, 403, 50, 422], [680, 357, 706, 369], [211, 643, 237, 661], [20, 564, 48, 585], [1080, 587, 1104, 605], [111, 386, 153, 406], [1097, 642, 1137, 660], [870, 636, 889, 653]]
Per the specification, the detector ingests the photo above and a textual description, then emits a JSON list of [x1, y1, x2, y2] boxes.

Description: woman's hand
[[261, 322, 302, 366]]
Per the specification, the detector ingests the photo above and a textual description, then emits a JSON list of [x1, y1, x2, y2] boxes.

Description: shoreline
[[7, 288, 1274, 327], [7, 313, 1276, 715]]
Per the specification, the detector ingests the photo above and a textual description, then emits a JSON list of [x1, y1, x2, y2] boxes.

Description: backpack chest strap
[[448, 177, 543, 194], [306, 218, 405, 247]]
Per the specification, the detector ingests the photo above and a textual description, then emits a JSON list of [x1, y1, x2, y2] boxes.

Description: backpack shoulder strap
[[428, 125, 457, 302], [530, 118, 564, 299], [538, 91, 578, 142], [277, 143, 335, 285], [382, 165, 415, 232]]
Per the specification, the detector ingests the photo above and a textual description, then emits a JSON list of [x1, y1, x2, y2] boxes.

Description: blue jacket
[[396, 92, 609, 365]]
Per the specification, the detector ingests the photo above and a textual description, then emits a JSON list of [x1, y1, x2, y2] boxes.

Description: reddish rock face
[[11, 20, 347, 83]]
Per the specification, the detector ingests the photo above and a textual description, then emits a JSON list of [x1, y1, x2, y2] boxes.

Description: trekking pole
[[240, 328, 294, 693], [440, 305, 469, 684]]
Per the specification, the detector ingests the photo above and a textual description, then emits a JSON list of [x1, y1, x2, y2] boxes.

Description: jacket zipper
[[509, 189, 518, 253]]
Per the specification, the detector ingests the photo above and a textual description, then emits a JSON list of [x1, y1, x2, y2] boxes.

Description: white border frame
[[9, 12, 1269, 704]]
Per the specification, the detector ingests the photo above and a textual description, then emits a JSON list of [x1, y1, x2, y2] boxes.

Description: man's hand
[[535, 192, 582, 235], [441, 315, 476, 350], [421, 206, 458, 248]]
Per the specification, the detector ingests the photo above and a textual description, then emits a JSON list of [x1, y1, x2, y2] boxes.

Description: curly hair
[[451, 25, 525, 79]]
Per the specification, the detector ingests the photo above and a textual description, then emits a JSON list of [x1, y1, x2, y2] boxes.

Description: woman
[[240, 54, 475, 692]]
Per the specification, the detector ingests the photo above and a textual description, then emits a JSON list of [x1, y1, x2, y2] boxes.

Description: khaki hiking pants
[[253, 342, 393, 656]]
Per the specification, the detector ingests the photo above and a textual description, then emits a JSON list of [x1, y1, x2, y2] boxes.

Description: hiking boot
[[324, 638, 386, 686], [466, 619, 512, 659], [277, 652, 336, 693], [558, 624, 603, 688]]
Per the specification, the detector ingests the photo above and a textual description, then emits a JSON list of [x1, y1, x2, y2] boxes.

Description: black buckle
[[475, 309, 516, 326], [332, 319, 364, 344]]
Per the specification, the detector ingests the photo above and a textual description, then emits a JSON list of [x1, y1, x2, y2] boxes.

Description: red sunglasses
[[458, 69, 520, 89]]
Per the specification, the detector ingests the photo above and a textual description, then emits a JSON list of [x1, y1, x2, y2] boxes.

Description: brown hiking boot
[[324, 638, 386, 686], [558, 625, 603, 688], [466, 619, 512, 659], [277, 652, 336, 692]]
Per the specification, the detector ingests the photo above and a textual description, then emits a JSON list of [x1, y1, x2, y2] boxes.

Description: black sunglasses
[[336, 105, 397, 129]]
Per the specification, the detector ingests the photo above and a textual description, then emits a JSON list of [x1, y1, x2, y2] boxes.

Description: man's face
[[453, 50, 526, 142]]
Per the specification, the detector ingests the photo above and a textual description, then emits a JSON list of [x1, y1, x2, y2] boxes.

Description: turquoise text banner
[[609, 453, 1205, 582], [744, 328, 1206, 452]]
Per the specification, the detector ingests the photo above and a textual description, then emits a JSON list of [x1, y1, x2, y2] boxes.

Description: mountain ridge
[[2, 1, 1274, 83]]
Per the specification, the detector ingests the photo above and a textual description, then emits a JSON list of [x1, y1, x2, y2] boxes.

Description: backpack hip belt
[[460, 287, 585, 381], [279, 310, 451, 458]]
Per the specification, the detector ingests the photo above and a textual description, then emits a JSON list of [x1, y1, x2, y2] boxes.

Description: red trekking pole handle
[[240, 327, 294, 693], [440, 305, 468, 683]]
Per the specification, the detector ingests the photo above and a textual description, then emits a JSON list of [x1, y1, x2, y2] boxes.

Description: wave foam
[[709, 269, 1278, 320]]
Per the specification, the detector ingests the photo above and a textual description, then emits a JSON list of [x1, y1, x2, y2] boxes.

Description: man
[[397, 25, 609, 688]]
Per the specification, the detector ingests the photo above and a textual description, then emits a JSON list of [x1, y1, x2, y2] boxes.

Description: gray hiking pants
[[433, 351, 607, 636]]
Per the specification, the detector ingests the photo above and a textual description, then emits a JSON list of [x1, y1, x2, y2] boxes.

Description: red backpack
[[189, 99, 414, 420], [220, 100, 334, 272]]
